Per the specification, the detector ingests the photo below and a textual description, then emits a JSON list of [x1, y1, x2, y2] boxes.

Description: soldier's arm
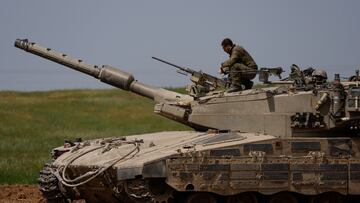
[[221, 48, 241, 69]]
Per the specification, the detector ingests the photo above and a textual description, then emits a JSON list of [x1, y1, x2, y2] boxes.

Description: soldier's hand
[[218, 67, 224, 74]]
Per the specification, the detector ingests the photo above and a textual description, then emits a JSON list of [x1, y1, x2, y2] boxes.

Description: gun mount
[[15, 38, 360, 203]]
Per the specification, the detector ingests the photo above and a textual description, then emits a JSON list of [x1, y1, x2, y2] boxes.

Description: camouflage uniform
[[221, 45, 258, 90]]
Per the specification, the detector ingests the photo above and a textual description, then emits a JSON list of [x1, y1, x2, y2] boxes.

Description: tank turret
[[15, 39, 360, 136]]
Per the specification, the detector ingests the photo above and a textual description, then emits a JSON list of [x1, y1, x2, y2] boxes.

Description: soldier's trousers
[[228, 63, 257, 90]]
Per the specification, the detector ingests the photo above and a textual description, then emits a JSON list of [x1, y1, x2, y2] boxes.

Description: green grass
[[0, 88, 190, 184]]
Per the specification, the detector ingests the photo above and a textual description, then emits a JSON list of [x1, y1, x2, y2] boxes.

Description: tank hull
[[41, 131, 360, 203]]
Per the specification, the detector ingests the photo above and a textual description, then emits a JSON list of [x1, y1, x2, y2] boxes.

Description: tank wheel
[[185, 193, 217, 203], [38, 162, 69, 203], [268, 192, 298, 203], [150, 184, 174, 203], [309, 193, 344, 203], [226, 192, 258, 203]]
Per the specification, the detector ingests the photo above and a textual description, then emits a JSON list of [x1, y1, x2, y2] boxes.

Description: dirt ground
[[0, 185, 45, 203], [0, 185, 85, 203]]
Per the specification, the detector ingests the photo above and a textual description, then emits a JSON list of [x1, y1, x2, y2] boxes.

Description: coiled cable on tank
[[52, 141, 141, 188]]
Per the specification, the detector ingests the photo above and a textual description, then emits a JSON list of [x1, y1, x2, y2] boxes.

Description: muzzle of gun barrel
[[14, 39, 29, 51]]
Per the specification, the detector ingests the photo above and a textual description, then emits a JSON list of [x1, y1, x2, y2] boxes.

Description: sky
[[1, 0, 359, 91]]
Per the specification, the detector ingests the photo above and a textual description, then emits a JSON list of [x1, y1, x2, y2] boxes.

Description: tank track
[[38, 161, 69, 203], [124, 179, 174, 203]]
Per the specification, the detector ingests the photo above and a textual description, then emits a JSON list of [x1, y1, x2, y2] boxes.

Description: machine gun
[[152, 57, 227, 90], [258, 67, 284, 83], [152, 57, 230, 97]]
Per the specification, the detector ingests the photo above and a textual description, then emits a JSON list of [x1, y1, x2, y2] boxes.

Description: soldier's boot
[[243, 80, 254, 90], [227, 84, 242, 93]]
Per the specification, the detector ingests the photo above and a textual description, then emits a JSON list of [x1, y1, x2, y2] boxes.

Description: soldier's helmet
[[312, 69, 328, 84]]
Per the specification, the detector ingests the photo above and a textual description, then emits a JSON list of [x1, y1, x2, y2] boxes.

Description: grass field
[[0, 88, 190, 184]]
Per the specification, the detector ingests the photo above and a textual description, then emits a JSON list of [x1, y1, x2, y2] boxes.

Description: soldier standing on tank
[[219, 38, 258, 92]]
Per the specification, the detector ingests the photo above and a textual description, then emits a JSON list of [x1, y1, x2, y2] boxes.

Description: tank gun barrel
[[14, 39, 187, 102], [15, 39, 102, 78]]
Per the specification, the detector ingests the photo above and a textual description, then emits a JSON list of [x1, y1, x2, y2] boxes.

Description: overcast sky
[[1, 0, 359, 91]]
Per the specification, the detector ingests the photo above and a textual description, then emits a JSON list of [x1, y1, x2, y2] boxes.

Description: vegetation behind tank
[[0, 88, 190, 184]]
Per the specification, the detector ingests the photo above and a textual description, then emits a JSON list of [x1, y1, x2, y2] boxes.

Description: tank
[[14, 39, 360, 203]]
